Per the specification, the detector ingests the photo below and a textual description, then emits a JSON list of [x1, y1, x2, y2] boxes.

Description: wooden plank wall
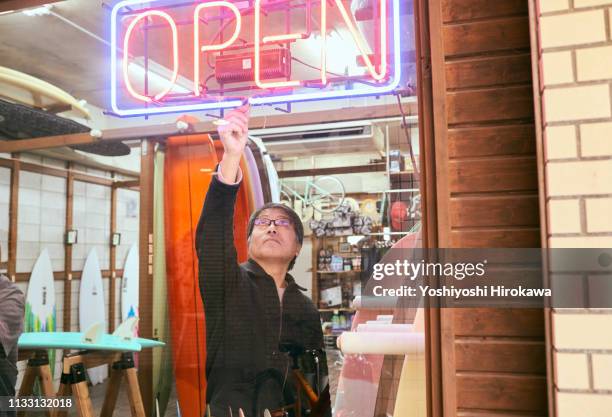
[[426, 0, 548, 416]]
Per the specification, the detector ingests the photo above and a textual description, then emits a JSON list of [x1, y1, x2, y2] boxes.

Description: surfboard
[[18, 332, 141, 352], [0, 66, 90, 119], [79, 248, 108, 385], [24, 248, 57, 379], [392, 314, 425, 417], [153, 149, 173, 417], [333, 311, 392, 417], [121, 244, 139, 336], [165, 135, 251, 417], [249, 136, 280, 203], [241, 154, 256, 213], [248, 140, 272, 204], [165, 134, 217, 417], [244, 145, 264, 209], [18, 332, 164, 351]]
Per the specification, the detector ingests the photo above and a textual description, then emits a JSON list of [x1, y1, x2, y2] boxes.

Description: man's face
[[248, 208, 301, 266]]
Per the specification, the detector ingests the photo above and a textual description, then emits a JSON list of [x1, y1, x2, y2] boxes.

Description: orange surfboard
[[164, 135, 252, 417]]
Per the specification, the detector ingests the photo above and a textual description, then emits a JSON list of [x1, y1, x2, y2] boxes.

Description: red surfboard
[[165, 135, 252, 417]]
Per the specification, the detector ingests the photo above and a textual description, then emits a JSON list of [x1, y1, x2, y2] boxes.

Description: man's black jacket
[[196, 174, 329, 417]]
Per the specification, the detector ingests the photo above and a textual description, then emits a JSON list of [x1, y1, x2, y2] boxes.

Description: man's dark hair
[[247, 203, 304, 270]]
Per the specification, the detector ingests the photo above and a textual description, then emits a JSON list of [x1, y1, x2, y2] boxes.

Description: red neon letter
[[321, 0, 387, 83], [254, 0, 301, 89], [122, 10, 179, 102], [193, 1, 242, 96]]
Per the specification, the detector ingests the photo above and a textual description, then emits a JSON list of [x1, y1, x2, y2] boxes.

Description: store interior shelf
[[316, 270, 361, 274]]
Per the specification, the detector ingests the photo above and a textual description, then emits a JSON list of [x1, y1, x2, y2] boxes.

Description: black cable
[[396, 92, 420, 181]]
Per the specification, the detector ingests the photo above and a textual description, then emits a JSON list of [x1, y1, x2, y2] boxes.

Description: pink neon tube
[[193, 1, 242, 96], [122, 10, 179, 102], [254, 0, 301, 89]]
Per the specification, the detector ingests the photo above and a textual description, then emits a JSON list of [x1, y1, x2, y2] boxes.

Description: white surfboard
[[25, 248, 57, 377], [0, 66, 90, 119], [79, 248, 107, 385], [121, 244, 139, 338], [249, 136, 280, 203]]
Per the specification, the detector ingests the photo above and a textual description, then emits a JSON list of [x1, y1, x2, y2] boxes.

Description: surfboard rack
[[17, 350, 146, 417]]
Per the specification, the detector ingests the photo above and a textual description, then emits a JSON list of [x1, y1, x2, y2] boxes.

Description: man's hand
[[218, 104, 249, 156], [217, 104, 249, 183]]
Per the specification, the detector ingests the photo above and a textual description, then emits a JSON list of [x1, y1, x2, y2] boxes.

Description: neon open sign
[[110, 0, 402, 117]]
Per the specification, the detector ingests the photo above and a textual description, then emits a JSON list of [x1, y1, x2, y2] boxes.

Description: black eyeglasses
[[254, 217, 292, 227]]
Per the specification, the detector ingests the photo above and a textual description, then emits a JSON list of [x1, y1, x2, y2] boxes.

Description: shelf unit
[[311, 235, 363, 309]]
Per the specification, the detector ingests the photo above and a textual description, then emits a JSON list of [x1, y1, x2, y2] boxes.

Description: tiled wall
[[0, 154, 140, 389], [538, 0, 612, 415]]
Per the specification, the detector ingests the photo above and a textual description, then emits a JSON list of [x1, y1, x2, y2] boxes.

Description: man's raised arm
[[195, 105, 250, 347]]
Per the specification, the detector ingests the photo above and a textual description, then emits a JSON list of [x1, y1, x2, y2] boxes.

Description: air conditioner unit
[[250, 120, 384, 156]]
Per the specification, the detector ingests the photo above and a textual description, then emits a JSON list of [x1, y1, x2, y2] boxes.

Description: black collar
[[243, 259, 307, 291]]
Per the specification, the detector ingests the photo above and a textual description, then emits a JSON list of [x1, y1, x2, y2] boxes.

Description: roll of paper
[[337, 331, 425, 355], [356, 323, 415, 333]]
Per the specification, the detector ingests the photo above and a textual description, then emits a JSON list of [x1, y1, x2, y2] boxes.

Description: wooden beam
[[0, 133, 95, 154], [72, 172, 114, 187], [7, 154, 19, 281], [0, 0, 61, 13], [277, 163, 385, 178], [138, 140, 155, 415], [113, 180, 140, 189], [63, 163, 74, 333], [0, 156, 138, 186], [33, 148, 140, 179], [14, 269, 124, 282]]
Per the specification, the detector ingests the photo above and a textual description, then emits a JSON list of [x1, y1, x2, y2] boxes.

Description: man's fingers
[[224, 115, 248, 133], [225, 109, 249, 125], [218, 120, 246, 138]]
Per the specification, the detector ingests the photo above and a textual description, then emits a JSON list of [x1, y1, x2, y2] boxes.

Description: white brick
[[592, 354, 612, 390], [554, 313, 612, 349], [546, 125, 577, 159], [557, 392, 612, 417], [586, 198, 612, 232], [580, 122, 612, 157], [540, 0, 569, 12], [550, 236, 612, 247], [575, 0, 612, 7], [576, 45, 612, 81], [555, 353, 590, 389], [547, 160, 612, 196], [540, 10, 606, 48], [542, 51, 574, 85], [548, 199, 581, 233], [544, 85, 611, 122]]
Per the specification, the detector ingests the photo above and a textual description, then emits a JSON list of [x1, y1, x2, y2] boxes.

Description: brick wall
[[537, 1, 612, 415]]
